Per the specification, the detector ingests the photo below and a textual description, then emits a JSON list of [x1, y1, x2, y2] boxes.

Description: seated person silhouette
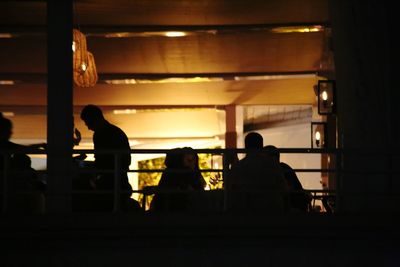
[[150, 147, 206, 212], [0, 117, 46, 213], [8, 153, 45, 214], [80, 105, 136, 212], [227, 132, 288, 213], [0, 117, 46, 152], [181, 147, 207, 190], [264, 145, 311, 212]]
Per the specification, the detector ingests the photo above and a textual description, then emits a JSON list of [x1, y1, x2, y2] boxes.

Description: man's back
[[93, 121, 131, 170], [227, 153, 288, 213]]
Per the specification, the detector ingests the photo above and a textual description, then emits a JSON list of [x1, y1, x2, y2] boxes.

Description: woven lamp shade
[[72, 29, 89, 74], [73, 51, 98, 87]]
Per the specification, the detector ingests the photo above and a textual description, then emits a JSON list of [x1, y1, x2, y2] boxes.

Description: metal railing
[[2, 147, 397, 214]]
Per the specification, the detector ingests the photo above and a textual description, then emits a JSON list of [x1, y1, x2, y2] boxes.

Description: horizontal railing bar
[[2, 148, 399, 156]]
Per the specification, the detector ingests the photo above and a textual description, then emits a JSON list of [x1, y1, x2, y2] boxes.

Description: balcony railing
[[2, 147, 397, 215]]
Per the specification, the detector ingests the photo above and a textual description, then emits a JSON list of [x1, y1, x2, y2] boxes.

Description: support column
[[330, 1, 397, 212], [46, 0, 73, 213], [225, 105, 243, 148]]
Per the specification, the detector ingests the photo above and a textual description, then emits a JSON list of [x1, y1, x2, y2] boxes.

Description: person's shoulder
[[5, 141, 26, 150], [104, 122, 127, 135], [280, 162, 293, 170]]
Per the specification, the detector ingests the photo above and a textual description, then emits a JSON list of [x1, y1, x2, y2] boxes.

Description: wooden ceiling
[[0, 0, 329, 140]]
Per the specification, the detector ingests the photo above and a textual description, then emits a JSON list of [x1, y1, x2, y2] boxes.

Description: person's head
[[11, 153, 32, 170], [244, 132, 263, 149], [264, 145, 280, 162], [0, 117, 12, 142], [165, 148, 184, 169], [80, 105, 105, 131], [181, 147, 199, 170]]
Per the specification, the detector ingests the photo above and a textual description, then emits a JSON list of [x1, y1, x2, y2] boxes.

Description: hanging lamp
[[72, 29, 97, 87], [73, 51, 98, 87], [72, 29, 88, 73]]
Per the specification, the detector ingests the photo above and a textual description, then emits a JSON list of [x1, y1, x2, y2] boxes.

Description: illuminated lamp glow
[[322, 91, 328, 101], [165, 31, 186, 37], [113, 109, 137, 115], [315, 131, 321, 141], [0, 80, 15, 85], [0, 33, 13, 38]]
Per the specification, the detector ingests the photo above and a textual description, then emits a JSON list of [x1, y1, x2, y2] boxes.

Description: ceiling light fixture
[[164, 31, 186, 37], [104, 79, 137, 85], [0, 33, 14, 38], [103, 77, 223, 84], [0, 80, 15, 85], [113, 109, 137, 115], [271, 25, 323, 33]]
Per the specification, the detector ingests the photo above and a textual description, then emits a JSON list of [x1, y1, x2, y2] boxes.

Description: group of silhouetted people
[[1, 106, 311, 214], [0, 113, 46, 213]]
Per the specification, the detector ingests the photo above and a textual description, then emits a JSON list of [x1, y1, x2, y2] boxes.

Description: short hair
[[165, 148, 184, 169], [264, 145, 280, 161], [0, 117, 12, 132], [80, 105, 104, 121], [244, 132, 263, 149]]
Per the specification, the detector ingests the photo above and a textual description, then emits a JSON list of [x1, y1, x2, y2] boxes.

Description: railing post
[[2, 154, 9, 213], [113, 153, 121, 213], [142, 191, 147, 211], [335, 149, 342, 213], [222, 149, 232, 212]]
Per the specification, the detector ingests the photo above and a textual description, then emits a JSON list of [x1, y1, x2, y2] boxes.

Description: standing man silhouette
[[80, 105, 132, 211]]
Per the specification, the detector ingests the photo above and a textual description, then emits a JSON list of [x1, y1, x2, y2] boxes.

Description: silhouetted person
[[0, 117, 46, 213], [80, 104, 133, 211], [227, 132, 288, 213], [264, 145, 311, 212], [150, 147, 205, 212], [8, 153, 45, 213], [1, 117, 46, 173], [181, 147, 207, 190]]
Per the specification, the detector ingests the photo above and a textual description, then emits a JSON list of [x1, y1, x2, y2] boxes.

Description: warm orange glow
[[81, 62, 87, 72], [0, 33, 13, 38], [0, 80, 15, 85], [113, 109, 137, 115], [104, 77, 223, 84], [165, 31, 186, 37], [104, 79, 137, 85], [322, 91, 328, 101], [272, 25, 323, 33], [315, 131, 321, 141]]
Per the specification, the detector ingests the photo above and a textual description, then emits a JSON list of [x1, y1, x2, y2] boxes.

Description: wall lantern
[[318, 80, 336, 115], [311, 122, 327, 148]]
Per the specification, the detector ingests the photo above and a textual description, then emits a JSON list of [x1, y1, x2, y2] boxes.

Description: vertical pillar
[[225, 105, 244, 148], [46, 0, 73, 213], [224, 105, 243, 211], [225, 105, 237, 149], [330, 1, 396, 212]]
